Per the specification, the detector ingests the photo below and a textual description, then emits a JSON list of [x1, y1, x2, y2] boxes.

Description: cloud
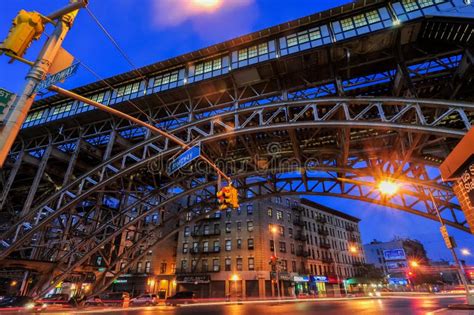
[[152, 0, 254, 26]]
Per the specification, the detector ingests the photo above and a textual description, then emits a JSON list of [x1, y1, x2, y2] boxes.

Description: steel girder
[[0, 97, 473, 295], [22, 167, 467, 297]]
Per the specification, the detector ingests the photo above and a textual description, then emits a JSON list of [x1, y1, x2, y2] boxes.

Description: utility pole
[[0, 0, 88, 168]]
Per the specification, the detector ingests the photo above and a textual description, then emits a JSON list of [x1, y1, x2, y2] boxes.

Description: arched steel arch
[[23, 168, 466, 297], [0, 97, 473, 295]]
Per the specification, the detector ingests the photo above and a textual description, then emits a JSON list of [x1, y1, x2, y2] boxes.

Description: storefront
[[309, 275, 328, 296], [176, 274, 211, 298], [292, 275, 310, 296]]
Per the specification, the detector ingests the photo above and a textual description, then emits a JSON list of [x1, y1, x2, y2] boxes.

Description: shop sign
[[176, 275, 210, 284], [310, 275, 328, 283], [383, 249, 406, 261], [113, 279, 128, 284], [279, 272, 291, 281], [293, 275, 309, 282]]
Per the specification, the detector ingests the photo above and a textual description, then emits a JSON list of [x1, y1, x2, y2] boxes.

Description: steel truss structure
[[0, 0, 473, 297]]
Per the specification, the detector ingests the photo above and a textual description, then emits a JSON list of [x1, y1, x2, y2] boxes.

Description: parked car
[[0, 296, 47, 312], [37, 293, 70, 306], [100, 292, 130, 306], [84, 295, 104, 306], [130, 294, 158, 306], [165, 291, 196, 306]]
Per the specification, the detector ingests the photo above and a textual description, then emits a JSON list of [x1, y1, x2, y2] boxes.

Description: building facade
[[364, 238, 428, 286], [173, 197, 364, 299]]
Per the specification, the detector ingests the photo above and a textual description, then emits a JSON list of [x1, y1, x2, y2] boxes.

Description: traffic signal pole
[[0, 0, 88, 168]]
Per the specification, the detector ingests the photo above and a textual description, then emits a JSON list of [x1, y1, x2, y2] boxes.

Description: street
[[5, 296, 468, 315]]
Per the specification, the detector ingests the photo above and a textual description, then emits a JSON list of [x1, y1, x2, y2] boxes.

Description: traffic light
[[269, 255, 277, 265], [216, 184, 239, 210], [440, 226, 454, 249], [217, 188, 226, 210], [0, 10, 45, 58]]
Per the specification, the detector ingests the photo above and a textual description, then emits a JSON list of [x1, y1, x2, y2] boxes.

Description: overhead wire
[[77, 5, 231, 182]]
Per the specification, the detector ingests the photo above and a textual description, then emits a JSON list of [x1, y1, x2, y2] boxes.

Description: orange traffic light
[[1, 10, 45, 58]]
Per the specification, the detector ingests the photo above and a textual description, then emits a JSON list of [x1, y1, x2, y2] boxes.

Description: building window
[[191, 259, 197, 271], [226, 240, 232, 251], [160, 263, 167, 274], [203, 241, 209, 252], [292, 261, 297, 273], [286, 199, 290, 206], [279, 242, 287, 253], [214, 240, 220, 252], [237, 222, 242, 231], [204, 225, 210, 235], [226, 223, 231, 233], [184, 226, 190, 237], [247, 221, 254, 232], [270, 240, 275, 251], [276, 210, 283, 220], [182, 243, 188, 254], [247, 204, 253, 215], [267, 207, 273, 217], [279, 226, 285, 236], [237, 239, 242, 249], [237, 258, 243, 271], [225, 258, 231, 271], [281, 260, 288, 272], [213, 259, 220, 272], [289, 228, 293, 238], [202, 259, 208, 272], [276, 196, 282, 204], [248, 238, 254, 250], [290, 243, 295, 254], [181, 260, 187, 272], [145, 261, 151, 273], [193, 242, 199, 253], [248, 257, 255, 271], [137, 262, 143, 273], [214, 223, 220, 234]]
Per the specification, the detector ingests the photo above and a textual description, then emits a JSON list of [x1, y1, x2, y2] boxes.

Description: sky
[[0, 0, 473, 264]]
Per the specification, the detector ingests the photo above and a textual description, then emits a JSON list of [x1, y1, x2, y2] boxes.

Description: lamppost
[[377, 179, 474, 305], [270, 225, 281, 299]]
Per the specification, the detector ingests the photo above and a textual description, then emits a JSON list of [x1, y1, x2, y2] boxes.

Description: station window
[[51, 101, 73, 116], [25, 110, 45, 123], [153, 70, 179, 87], [116, 81, 140, 97], [286, 28, 322, 47], [195, 58, 222, 75]]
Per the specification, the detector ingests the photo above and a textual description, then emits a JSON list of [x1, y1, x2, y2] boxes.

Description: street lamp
[[270, 225, 281, 299], [461, 249, 471, 256], [349, 246, 358, 254], [377, 178, 474, 305], [377, 180, 400, 196], [410, 261, 419, 268]]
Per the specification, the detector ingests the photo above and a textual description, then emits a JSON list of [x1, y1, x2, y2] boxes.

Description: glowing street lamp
[[410, 261, 419, 268], [270, 225, 278, 234], [461, 248, 471, 256], [231, 274, 239, 282], [378, 180, 400, 196], [349, 246, 358, 254]]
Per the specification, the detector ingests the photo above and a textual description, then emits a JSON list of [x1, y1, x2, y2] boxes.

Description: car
[[84, 295, 104, 306], [99, 292, 130, 306], [0, 296, 47, 312], [37, 293, 70, 306], [165, 291, 197, 306], [130, 294, 158, 306]]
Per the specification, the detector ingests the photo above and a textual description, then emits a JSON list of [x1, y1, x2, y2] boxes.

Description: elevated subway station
[[0, 0, 473, 298]]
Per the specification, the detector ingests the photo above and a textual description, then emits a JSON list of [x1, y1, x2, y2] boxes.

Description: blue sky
[[1, 0, 473, 264]]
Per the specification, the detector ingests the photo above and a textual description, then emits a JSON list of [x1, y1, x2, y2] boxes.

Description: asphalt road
[[27, 296, 468, 315]]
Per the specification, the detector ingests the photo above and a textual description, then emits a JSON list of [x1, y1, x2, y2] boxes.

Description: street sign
[[0, 88, 14, 106], [35, 63, 79, 92], [167, 144, 201, 175]]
